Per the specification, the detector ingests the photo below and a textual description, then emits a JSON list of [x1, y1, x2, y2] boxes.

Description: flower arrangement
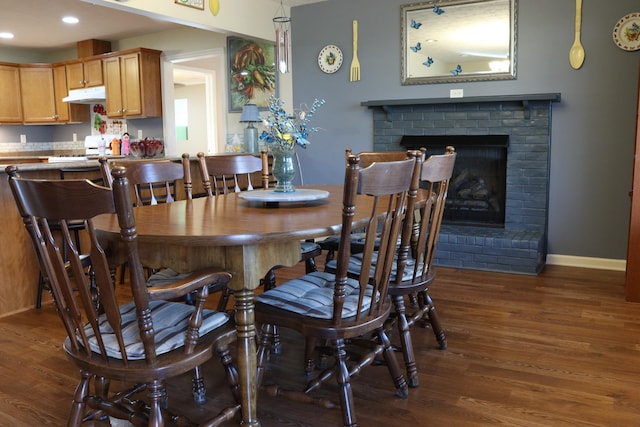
[[259, 96, 326, 151]]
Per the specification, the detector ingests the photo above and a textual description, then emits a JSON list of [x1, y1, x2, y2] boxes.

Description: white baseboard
[[546, 254, 626, 271]]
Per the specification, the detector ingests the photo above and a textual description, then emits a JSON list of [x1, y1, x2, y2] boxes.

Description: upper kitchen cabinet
[[66, 58, 103, 90], [103, 48, 162, 118], [19, 64, 57, 123], [19, 64, 89, 124], [53, 65, 90, 123], [0, 63, 23, 123]]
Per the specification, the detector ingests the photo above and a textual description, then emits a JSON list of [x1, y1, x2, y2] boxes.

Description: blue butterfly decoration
[[410, 19, 422, 29], [451, 64, 462, 76], [423, 57, 434, 67], [433, 5, 445, 15], [410, 42, 422, 52]]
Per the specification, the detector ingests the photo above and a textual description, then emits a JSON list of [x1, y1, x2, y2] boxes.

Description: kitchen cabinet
[[19, 64, 89, 124], [0, 63, 23, 123], [53, 65, 90, 123], [20, 64, 57, 123], [66, 58, 103, 90], [103, 48, 162, 118]]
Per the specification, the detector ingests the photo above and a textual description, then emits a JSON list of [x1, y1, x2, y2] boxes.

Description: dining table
[[93, 183, 388, 426]]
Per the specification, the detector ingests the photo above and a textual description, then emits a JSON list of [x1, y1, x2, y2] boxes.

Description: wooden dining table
[[93, 184, 385, 426]]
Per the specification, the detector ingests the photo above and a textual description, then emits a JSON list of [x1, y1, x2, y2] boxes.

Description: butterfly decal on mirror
[[450, 64, 462, 75], [422, 57, 434, 67], [410, 19, 422, 29], [410, 42, 422, 52], [433, 5, 445, 15]]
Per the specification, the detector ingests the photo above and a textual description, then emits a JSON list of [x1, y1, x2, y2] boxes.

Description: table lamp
[[240, 104, 261, 153]]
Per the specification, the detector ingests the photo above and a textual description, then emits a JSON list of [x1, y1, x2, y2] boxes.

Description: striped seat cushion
[[146, 268, 190, 287], [300, 241, 321, 255], [256, 271, 376, 319], [83, 300, 229, 360], [326, 252, 424, 283]]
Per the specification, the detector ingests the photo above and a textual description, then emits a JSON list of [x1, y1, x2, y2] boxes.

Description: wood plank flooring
[[0, 262, 639, 426]]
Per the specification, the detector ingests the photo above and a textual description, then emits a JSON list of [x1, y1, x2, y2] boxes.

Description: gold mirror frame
[[401, 0, 518, 85]]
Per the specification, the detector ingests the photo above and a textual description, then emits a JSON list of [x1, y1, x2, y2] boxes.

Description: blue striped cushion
[[300, 241, 321, 255], [83, 300, 229, 360], [256, 271, 375, 319], [327, 253, 424, 283]]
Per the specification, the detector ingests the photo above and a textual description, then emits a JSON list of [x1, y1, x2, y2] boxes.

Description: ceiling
[[0, 0, 326, 51]]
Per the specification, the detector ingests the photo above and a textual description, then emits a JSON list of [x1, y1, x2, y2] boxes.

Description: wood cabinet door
[[626, 64, 640, 302], [66, 61, 85, 90], [103, 56, 124, 117], [53, 65, 70, 122], [53, 65, 89, 123], [20, 65, 56, 123], [84, 59, 103, 87], [0, 64, 22, 122], [120, 53, 142, 116]]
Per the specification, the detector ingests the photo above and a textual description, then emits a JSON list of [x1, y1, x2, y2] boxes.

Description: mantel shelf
[[361, 93, 561, 120]]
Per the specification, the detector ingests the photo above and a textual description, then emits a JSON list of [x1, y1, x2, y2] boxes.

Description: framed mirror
[[401, 0, 517, 85]]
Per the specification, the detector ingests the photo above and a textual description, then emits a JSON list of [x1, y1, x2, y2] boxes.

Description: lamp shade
[[240, 104, 261, 122]]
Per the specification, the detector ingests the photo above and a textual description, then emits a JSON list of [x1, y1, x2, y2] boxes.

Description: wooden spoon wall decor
[[569, 0, 585, 69]]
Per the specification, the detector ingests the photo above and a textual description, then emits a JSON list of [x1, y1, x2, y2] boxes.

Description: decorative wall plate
[[613, 12, 640, 51], [318, 45, 343, 74]]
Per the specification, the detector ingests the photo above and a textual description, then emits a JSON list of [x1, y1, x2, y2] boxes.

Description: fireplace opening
[[401, 135, 508, 227]]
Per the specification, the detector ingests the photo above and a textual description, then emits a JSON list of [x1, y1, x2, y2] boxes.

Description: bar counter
[[0, 155, 199, 317]]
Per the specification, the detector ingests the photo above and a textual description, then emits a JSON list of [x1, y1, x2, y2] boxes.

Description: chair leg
[[192, 365, 207, 404], [67, 370, 91, 427], [215, 340, 241, 404], [261, 269, 282, 355], [147, 380, 167, 425], [421, 291, 447, 349], [257, 323, 279, 389], [377, 327, 410, 398], [334, 338, 357, 427], [391, 295, 419, 387]]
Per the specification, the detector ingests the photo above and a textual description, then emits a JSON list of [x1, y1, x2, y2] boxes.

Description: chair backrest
[[332, 154, 420, 324], [197, 150, 269, 196], [395, 146, 457, 285], [345, 147, 426, 169], [5, 164, 162, 364], [99, 156, 192, 205]]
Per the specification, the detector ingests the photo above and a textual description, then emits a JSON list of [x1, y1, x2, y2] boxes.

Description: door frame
[[162, 48, 227, 156]]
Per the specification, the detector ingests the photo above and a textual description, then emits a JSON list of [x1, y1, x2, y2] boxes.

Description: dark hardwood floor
[[1, 260, 639, 426]]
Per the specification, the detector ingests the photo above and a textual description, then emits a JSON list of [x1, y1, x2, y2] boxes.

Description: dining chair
[[317, 147, 426, 264], [6, 164, 240, 426], [326, 146, 457, 387], [99, 155, 194, 285], [195, 150, 322, 321], [35, 166, 104, 308], [254, 154, 420, 427]]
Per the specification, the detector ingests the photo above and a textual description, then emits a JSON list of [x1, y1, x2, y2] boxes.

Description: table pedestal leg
[[234, 288, 260, 426]]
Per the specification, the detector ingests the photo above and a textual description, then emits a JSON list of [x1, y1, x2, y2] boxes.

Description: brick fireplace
[[363, 94, 560, 274]]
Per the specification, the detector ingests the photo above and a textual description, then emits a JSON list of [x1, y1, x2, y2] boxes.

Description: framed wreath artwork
[[175, 0, 204, 10], [227, 36, 277, 112]]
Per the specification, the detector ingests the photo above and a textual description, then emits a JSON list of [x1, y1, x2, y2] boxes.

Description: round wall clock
[[318, 45, 343, 74]]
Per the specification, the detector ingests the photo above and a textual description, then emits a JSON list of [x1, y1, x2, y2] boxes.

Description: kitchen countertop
[[0, 155, 175, 173]]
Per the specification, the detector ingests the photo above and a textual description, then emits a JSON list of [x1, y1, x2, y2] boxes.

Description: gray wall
[[290, 0, 639, 261]]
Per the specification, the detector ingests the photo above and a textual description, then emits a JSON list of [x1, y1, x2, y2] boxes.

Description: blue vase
[[271, 146, 296, 193]]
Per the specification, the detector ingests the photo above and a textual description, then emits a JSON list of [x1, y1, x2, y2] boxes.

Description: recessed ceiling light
[[62, 16, 79, 24], [0, 32, 14, 39]]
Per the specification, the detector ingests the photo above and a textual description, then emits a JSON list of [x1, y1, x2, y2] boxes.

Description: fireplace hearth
[[365, 94, 560, 274]]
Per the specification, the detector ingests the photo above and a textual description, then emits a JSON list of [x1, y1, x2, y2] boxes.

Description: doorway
[[162, 48, 227, 156]]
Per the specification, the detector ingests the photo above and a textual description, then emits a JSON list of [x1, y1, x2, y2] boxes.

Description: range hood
[[62, 86, 106, 103]]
